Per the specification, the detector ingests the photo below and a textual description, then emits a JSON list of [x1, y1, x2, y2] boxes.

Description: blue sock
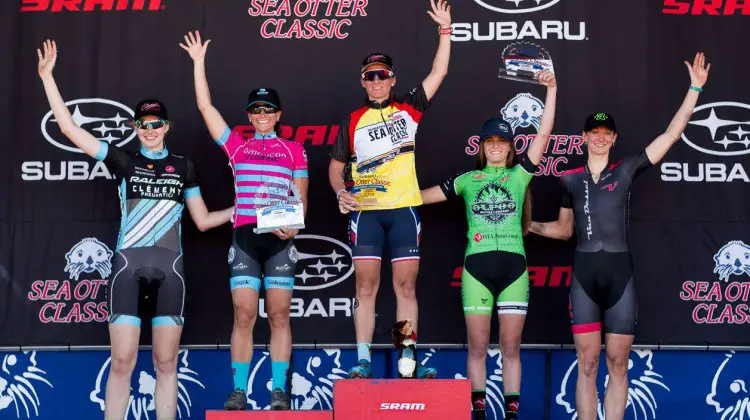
[[232, 362, 250, 393], [272, 361, 289, 391], [357, 343, 371, 363]]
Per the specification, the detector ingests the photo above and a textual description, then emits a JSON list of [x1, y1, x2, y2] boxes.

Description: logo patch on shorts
[[289, 245, 298, 263], [228, 247, 236, 264]]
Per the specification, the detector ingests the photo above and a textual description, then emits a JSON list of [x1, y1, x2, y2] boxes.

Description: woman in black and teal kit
[[421, 71, 557, 420], [37, 40, 233, 420]]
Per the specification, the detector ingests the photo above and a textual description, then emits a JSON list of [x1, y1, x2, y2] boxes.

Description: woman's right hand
[[37, 39, 57, 78], [179, 30, 211, 62]]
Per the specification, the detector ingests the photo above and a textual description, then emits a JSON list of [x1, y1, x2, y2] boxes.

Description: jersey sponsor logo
[[473, 0, 559, 13], [556, 350, 670, 419], [663, 0, 750, 15], [706, 351, 750, 419], [27, 238, 111, 324], [680, 241, 750, 325], [248, 0, 369, 40], [466, 93, 585, 177], [293, 235, 353, 291], [21, 0, 164, 12], [244, 350, 348, 410], [41, 98, 136, 153], [471, 183, 518, 223], [90, 350, 203, 419], [0, 352, 53, 418], [601, 180, 619, 191], [165, 166, 175, 173]]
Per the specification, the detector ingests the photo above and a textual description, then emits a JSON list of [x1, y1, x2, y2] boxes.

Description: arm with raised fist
[[37, 40, 101, 159], [645, 52, 711, 165], [180, 31, 229, 141], [422, 0, 452, 101]]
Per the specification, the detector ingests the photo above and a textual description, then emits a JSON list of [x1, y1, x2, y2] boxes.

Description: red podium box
[[206, 411, 332, 420], [333, 379, 471, 419]]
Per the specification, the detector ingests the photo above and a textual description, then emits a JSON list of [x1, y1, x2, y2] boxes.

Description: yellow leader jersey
[[331, 85, 430, 210]]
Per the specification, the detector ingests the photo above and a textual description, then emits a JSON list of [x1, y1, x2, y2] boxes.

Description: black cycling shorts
[[569, 251, 637, 335], [228, 224, 297, 291], [108, 246, 185, 327]]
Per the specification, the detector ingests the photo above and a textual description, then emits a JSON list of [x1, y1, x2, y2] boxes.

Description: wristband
[[336, 189, 347, 200], [439, 26, 452, 35], [689, 85, 703, 92]]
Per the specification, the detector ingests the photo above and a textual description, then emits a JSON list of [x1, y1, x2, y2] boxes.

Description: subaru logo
[[41, 98, 136, 153], [473, 0, 560, 14], [683, 102, 750, 156]]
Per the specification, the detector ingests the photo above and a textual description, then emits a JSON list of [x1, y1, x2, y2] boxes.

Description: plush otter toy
[[392, 319, 417, 378]]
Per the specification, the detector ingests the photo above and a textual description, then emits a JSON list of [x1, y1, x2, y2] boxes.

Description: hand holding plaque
[[498, 42, 555, 85], [254, 182, 305, 234]]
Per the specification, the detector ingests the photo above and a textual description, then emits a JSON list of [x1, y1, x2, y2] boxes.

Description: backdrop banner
[[2, 0, 750, 347]]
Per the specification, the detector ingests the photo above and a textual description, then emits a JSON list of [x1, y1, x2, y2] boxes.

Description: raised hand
[[427, 0, 451, 27], [179, 31, 211, 62], [37, 39, 58, 78], [685, 52, 711, 88], [536, 70, 557, 89]]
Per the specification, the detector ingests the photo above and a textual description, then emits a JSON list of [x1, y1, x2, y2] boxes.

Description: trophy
[[392, 319, 418, 378], [497, 42, 555, 84], [254, 181, 305, 234]]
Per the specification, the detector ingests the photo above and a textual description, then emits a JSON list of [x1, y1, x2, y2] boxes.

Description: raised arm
[[645, 52, 711, 165], [526, 70, 558, 165], [420, 186, 448, 205], [528, 207, 574, 241], [185, 196, 233, 232], [421, 0, 452, 101], [180, 31, 229, 141], [37, 40, 101, 158]]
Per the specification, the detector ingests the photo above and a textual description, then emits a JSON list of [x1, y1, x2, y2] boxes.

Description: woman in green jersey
[[420, 70, 556, 420]]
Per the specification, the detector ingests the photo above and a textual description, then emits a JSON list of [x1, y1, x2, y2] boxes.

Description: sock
[[504, 393, 520, 419], [232, 362, 250, 393], [272, 361, 289, 391], [471, 389, 486, 411], [357, 343, 371, 363]]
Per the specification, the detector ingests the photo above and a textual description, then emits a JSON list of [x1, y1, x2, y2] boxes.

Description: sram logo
[[21, 0, 164, 12], [379, 402, 426, 411], [662, 0, 750, 15]]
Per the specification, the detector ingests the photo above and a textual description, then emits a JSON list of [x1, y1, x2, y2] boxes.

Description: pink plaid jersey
[[215, 127, 308, 228]]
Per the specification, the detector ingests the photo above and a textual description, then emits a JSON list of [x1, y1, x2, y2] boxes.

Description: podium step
[[333, 379, 471, 419], [206, 410, 332, 420]]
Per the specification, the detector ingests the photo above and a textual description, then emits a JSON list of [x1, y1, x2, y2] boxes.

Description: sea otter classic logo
[[64, 238, 114, 281], [246, 350, 348, 410], [713, 240, 750, 282], [90, 350, 204, 419], [0, 352, 53, 419], [556, 350, 670, 419], [472, 183, 517, 224], [707, 351, 750, 419], [501, 93, 544, 133]]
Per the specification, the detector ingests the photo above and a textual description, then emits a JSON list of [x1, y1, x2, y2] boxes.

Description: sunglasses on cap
[[248, 106, 278, 115], [135, 119, 167, 130], [361, 69, 394, 81]]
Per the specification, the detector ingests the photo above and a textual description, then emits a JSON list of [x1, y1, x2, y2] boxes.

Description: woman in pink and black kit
[[181, 31, 308, 411]]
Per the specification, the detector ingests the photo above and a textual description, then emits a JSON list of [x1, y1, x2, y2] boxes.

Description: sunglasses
[[361, 69, 394, 81], [248, 106, 278, 115], [135, 119, 167, 129]]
